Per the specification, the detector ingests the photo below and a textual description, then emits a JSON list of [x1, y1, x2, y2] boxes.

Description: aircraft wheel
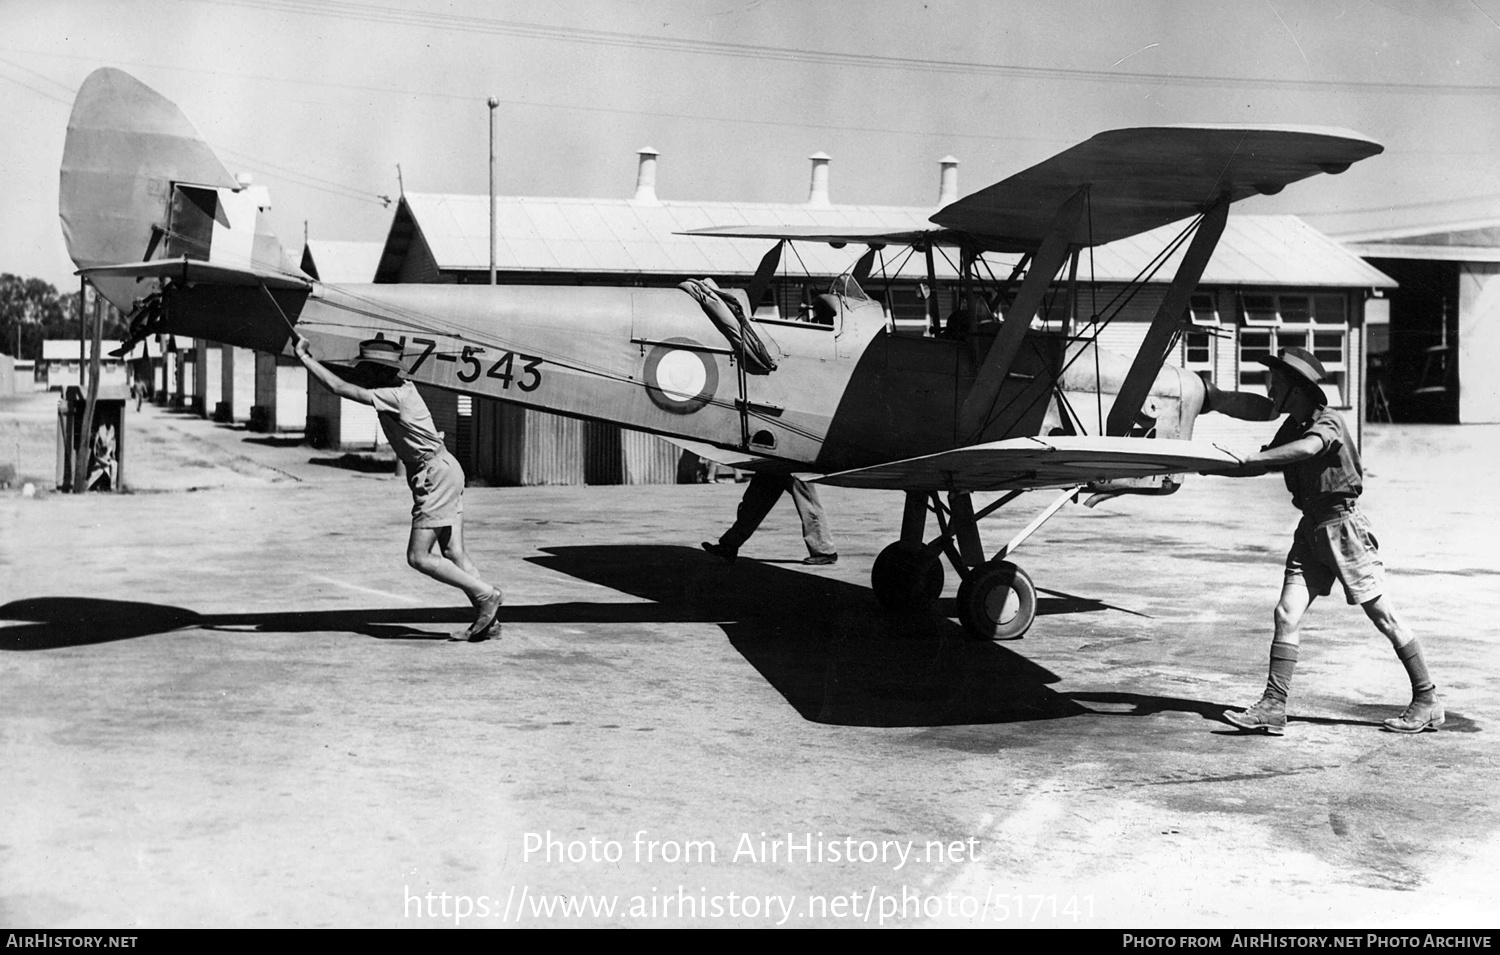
[[957, 560, 1036, 640], [871, 541, 944, 611]]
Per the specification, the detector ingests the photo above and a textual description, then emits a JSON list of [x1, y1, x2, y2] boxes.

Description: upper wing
[[931, 125, 1383, 251], [802, 435, 1241, 492], [683, 224, 952, 246], [681, 127, 1380, 253]]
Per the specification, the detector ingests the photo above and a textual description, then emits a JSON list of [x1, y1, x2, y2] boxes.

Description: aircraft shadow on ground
[[0, 596, 477, 652], [0, 545, 1216, 729], [525, 544, 1095, 727]]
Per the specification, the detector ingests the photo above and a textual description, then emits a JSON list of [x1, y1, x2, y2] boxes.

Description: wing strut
[[1104, 193, 1229, 436], [957, 187, 1086, 442]]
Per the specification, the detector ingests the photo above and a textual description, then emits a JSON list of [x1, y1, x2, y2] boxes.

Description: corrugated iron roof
[[301, 240, 386, 283], [1331, 218, 1500, 264], [395, 193, 1394, 289]]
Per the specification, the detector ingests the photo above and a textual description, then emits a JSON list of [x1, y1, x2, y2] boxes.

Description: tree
[[0, 273, 66, 359], [0, 274, 132, 359]]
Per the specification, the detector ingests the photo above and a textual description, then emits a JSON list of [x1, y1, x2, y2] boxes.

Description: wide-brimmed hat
[[354, 338, 405, 370], [1257, 346, 1327, 404]]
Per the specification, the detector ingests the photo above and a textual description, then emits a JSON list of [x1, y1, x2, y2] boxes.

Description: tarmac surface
[[2, 389, 1498, 928]]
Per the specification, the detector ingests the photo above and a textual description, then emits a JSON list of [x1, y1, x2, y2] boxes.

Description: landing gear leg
[[870, 491, 943, 610], [870, 485, 1077, 640]]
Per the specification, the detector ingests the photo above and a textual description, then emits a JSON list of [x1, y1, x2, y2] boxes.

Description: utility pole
[[78, 276, 86, 383], [488, 96, 499, 286], [72, 285, 104, 493]]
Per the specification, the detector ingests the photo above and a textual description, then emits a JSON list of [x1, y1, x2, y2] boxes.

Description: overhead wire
[[187, 0, 1500, 97]]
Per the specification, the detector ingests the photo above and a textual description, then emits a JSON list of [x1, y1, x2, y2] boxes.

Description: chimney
[[807, 152, 831, 207], [937, 156, 959, 206], [633, 147, 659, 203]]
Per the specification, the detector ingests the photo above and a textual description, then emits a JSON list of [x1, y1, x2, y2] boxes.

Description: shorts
[[1284, 507, 1384, 605], [407, 450, 464, 529]]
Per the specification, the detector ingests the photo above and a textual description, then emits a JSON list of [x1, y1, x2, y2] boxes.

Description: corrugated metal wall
[[417, 383, 460, 454], [467, 400, 680, 486], [583, 420, 622, 484], [512, 406, 586, 485], [620, 428, 681, 484]]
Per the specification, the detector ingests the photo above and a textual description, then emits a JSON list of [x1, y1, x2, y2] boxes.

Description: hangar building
[[1332, 219, 1500, 424]]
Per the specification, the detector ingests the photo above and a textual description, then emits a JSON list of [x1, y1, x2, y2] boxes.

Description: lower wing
[[801, 435, 1242, 492]]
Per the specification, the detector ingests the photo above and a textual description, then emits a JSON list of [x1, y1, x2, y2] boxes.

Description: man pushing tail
[[295, 335, 503, 641]]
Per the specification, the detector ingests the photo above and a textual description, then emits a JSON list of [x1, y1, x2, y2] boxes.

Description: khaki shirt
[[1269, 406, 1362, 516]]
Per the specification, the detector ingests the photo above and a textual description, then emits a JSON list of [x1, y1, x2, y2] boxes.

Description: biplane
[[60, 68, 1382, 640]]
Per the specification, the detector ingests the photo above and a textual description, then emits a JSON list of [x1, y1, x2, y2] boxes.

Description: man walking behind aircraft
[[295, 335, 504, 641], [1205, 346, 1443, 736], [702, 473, 838, 566]]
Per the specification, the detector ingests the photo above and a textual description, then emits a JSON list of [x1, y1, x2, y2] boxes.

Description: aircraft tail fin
[[60, 68, 307, 351]]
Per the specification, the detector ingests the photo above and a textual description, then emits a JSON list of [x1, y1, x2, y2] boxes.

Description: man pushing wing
[[1204, 346, 1443, 736]]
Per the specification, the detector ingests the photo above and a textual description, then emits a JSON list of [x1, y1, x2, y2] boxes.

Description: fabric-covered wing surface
[[805, 435, 1242, 492], [930, 125, 1383, 251], [684, 224, 951, 245]]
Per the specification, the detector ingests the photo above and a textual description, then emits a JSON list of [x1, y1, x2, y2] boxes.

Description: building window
[[1241, 294, 1279, 326], [1183, 294, 1219, 382], [1313, 295, 1347, 324], [1239, 328, 1273, 390], [885, 285, 931, 332], [1235, 292, 1350, 406], [1189, 293, 1219, 326]]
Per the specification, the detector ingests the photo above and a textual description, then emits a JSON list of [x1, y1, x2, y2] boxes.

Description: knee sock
[[1265, 641, 1299, 703], [1395, 639, 1436, 700]]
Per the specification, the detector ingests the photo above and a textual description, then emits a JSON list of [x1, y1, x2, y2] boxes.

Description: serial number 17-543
[[404, 337, 544, 392]]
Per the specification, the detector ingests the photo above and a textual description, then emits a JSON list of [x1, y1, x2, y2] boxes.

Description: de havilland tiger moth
[[59, 67, 1383, 640]]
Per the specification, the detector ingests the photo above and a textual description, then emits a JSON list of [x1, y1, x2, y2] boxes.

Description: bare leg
[[1360, 594, 1411, 649], [437, 522, 485, 587], [406, 526, 489, 603], [1272, 580, 1314, 650], [437, 521, 503, 639]]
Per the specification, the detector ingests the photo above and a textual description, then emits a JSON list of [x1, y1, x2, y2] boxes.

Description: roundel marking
[[644, 338, 718, 414]]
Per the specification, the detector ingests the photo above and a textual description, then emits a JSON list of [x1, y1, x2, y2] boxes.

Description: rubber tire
[[957, 560, 1036, 640], [870, 540, 944, 611]]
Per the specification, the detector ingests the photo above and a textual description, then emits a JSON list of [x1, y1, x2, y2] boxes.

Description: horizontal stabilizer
[[808, 435, 1242, 492], [79, 257, 310, 290]]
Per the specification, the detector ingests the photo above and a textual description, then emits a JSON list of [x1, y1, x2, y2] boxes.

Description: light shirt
[[367, 381, 446, 467]]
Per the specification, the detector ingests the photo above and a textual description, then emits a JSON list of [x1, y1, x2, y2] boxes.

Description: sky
[[3, 0, 1500, 292]]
